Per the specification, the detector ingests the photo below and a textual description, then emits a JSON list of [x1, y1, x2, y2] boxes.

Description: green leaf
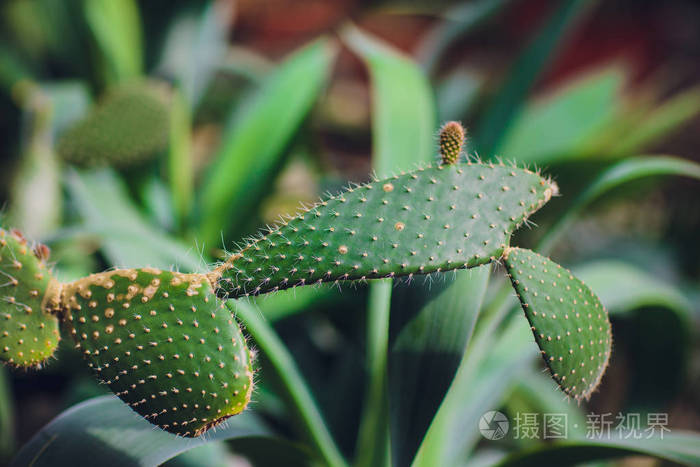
[[10, 395, 268, 467], [574, 260, 692, 317], [84, 0, 143, 83], [610, 86, 700, 156], [251, 284, 343, 322], [574, 260, 692, 409], [64, 168, 202, 272], [389, 266, 490, 466], [157, 1, 233, 107], [474, 0, 594, 156], [503, 248, 612, 401], [493, 431, 700, 467], [414, 309, 537, 466], [497, 67, 625, 163], [197, 38, 336, 245], [538, 155, 700, 254], [0, 368, 14, 463], [168, 88, 193, 227], [342, 23, 436, 177], [9, 88, 61, 239], [417, 0, 512, 75], [230, 300, 347, 467]]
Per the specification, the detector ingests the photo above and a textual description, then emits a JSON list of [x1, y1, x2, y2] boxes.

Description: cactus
[[57, 81, 171, 168], [503, 247, 612, 400], [439, 121, 466, 165], [0, 228, 60, 368], [61, 269, 253, 437], [1, 129, 614, 437], [212, 162, 556, 298]]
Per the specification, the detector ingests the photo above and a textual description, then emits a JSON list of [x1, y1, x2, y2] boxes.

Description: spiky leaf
[[214, 162, 556, 298], [58, 81, 171, 168], [62, 269, 253, 437], [0, 229, 60, 368], [503, 247, 612, 400]]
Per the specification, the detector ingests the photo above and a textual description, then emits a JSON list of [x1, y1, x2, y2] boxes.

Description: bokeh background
[[1, 0, 699, 465]]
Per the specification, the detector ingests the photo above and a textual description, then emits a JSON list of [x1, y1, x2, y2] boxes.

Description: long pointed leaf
[[10, 395, 268, 467], [474, 0, 594, 156], [539, 155, 700, 254], [197, 39, 336, 245]]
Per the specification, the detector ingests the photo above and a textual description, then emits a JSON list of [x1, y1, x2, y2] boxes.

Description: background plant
[[1, 0, 700, 466]]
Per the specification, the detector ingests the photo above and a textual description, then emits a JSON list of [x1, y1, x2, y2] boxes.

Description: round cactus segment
[[214, 162, 556, 298], [503, 247, 612, 401], [439, 121, 466, 165], [57, 81, 171, 168], [0, 228, 61, 368], [62, 268, 254, 437]]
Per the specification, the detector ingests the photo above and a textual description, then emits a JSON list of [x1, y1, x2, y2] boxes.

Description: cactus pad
[[57, 81, 171, 168], [503, 247, 612, 400], [213, 162, 556, 298], [0, 228, 61, 367], [62, 269, 253, 437]]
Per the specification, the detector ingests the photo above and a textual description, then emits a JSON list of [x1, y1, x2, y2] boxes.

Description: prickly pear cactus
[[62, 269, 253, 437], [503, 247, 612, 400], [213, 162, 557, 298], [0, 228, 60, 367], [57, 81, 171, 168], [439, 121, 466, 165]]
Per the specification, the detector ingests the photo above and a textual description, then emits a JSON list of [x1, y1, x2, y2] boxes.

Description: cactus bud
[[439, 121, 466, 165]]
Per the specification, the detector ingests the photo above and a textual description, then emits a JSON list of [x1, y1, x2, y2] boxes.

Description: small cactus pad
[[57, 81, 171, 168], [213, 162, 556, 298], [439, 121, 465, 165], [503, 247, 612, 401], [0, 229, 61, 367], [62, 269, 253, 437]]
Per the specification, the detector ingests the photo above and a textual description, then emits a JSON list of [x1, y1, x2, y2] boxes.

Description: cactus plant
[[57, 81, 171, 168], [0, 126, 613, 436], [0, 228, 60, 368]]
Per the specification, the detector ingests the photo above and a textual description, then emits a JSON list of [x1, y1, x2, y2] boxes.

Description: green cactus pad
[[0, 228, 61, 367], [213, 162, 556, 298], [57, 81, 171, 168], [503, 247, 612, 401], [62, 269, 253, 437]]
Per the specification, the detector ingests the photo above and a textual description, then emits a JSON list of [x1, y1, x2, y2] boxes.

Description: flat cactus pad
[[0, 228, 60, 367], [213, 162, 556, 298], [504, 247, 612, 400], [62, 268, 253, 437]]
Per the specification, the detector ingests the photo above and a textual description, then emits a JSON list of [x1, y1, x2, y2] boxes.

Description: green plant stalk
[[230, 300, 347, 467], [168, 88, 193, 228], [355, 279, 392, 467]]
